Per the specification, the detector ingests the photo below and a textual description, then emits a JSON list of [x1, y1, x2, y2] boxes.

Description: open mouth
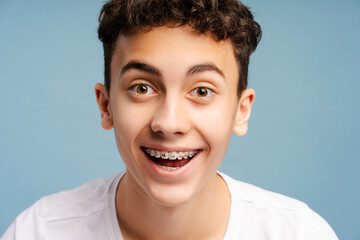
[[142, 147, 199, 171]]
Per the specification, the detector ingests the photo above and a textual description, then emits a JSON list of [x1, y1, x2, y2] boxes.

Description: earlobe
[[233, 89, 255, 136], [94, 83, 113, 130]]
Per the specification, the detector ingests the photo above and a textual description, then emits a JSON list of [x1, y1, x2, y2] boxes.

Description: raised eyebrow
[[120, 61, 161, 77], [187, 63, 225, 79]]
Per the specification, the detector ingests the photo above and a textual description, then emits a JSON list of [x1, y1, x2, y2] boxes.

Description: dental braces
[[145, 148, 198, 161]]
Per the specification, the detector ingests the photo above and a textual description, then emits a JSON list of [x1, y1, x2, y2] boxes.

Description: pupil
[[198, 88, 207, 96], [138, 85, 148, 94]]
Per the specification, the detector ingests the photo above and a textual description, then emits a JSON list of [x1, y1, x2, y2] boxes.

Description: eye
[[189, 87, 215, 99], [129, 83, 155, 96]]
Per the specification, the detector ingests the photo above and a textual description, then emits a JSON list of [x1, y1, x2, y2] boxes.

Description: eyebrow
[[120, 61, 161, 77], [187, 63, 225, 79], [120, 60, 225, 79]]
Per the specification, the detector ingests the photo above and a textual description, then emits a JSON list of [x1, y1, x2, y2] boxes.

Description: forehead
[[111, 26, 239, 80]]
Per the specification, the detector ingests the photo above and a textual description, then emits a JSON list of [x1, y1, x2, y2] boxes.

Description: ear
[[233, 88, 255, 136], [94, 83, 113, 130]]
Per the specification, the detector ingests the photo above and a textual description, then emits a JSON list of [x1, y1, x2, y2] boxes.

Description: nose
[[150, 97, 191, 136]]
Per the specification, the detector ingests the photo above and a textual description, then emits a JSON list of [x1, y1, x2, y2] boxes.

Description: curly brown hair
[[98, 0, 261, 96]]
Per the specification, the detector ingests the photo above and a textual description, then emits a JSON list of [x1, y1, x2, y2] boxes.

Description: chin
[[146, 182, 198, 207]]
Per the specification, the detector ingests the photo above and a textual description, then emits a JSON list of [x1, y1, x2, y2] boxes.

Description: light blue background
[[0, 0, 359, 239]]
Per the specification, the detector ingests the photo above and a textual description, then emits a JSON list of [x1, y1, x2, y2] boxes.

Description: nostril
[[150, 103, 191, 135], [150, 118, 185, 135], [150, 124, 187, 136]]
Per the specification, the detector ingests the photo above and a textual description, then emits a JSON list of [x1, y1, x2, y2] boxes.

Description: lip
[[141, 144, 200, 152], [141, 146, 202, 179]]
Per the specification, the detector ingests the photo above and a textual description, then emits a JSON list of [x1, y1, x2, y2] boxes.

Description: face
[[95, 26, 254, 206]]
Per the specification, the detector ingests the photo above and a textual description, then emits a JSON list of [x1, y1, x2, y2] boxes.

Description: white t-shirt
[[1, 171, 338, 240]]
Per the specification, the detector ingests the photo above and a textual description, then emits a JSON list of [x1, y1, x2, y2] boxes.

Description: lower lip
[[143, 149, 200, 179]]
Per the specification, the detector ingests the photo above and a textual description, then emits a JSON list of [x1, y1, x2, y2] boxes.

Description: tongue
[[155, 158, 190, 167]]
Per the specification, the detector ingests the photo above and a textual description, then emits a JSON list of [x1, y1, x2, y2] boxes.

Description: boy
[[1, 0, 338, 239]]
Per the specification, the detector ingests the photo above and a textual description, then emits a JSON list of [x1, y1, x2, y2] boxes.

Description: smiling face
[[95, 26, 254, 206]]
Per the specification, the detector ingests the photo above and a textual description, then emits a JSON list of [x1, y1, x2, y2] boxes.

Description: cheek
[[198, 100, 236, 132], [112, 102, 152, 152], [191, 99, 237, 151]]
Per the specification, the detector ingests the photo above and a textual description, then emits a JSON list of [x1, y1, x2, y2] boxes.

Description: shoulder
[[40, 174, 117, 221], [219, 172, 338, 240], [1, 173, 123, 240], [220, 172, 308, 211]]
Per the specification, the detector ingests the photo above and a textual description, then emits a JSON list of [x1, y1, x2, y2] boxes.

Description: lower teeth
[[158, 165, 179, 171]]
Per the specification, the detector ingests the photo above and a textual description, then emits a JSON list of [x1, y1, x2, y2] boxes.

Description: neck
[[115, 172, 231, 240]]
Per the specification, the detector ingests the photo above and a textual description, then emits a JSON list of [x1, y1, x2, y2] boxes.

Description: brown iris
[[137, 84, 148, 94], [196, 87, 208, 97]]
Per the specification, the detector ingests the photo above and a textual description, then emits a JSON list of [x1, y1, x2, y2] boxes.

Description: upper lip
[[141, 145, 201, 152]]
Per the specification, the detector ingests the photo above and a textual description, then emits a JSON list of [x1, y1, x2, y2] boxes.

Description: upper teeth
[[144, 148, 198, 161]]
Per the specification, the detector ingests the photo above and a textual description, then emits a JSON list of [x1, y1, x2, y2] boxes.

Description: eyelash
[[189, 87, 215, 100], [128, 83, 215, 101], [128, 83, 156, 96]]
